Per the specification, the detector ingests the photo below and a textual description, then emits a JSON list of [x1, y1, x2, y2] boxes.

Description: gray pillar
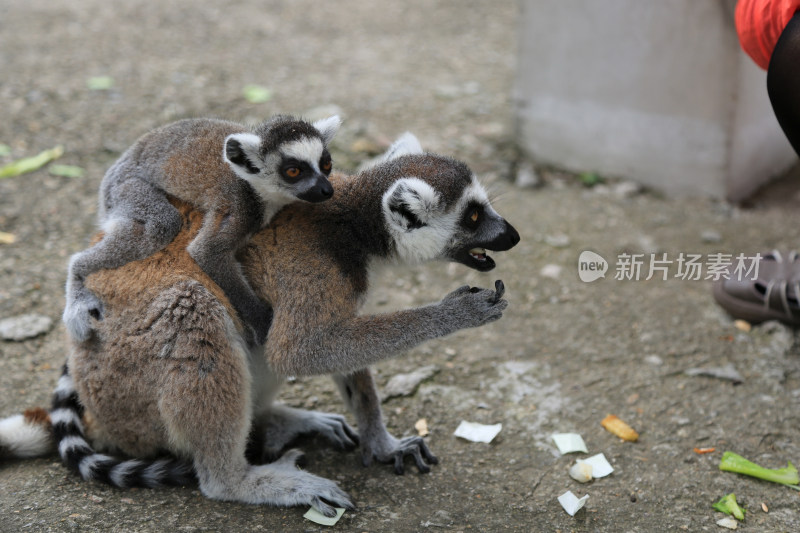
[[515, 0, 797, 200]]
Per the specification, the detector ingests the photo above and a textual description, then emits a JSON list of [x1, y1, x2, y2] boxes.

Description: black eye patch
[[462, 202, 484, 230], [319, 151, 332, 174], [280, 158, 313, 180]]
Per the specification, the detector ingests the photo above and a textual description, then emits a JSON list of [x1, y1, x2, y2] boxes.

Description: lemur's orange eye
[[470, 210, 479, 223], [285, 167, 301, 178], [322, 161, 332, 171]]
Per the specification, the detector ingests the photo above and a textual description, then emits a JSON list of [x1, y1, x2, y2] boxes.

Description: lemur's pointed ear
[[312, 115, 341, 146], [383, 177, 441, 231], [378, 132, 424, 164], [224, 133, 262, 175]]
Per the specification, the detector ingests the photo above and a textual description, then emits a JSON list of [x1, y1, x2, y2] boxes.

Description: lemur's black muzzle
[[485, 220, 520, 252], [298, 174, 334, 203]]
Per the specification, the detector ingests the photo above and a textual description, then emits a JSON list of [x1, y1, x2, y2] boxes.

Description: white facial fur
[[224, 133, 328, 222], [382, 175, 492, 264], [280, 137, 325, 174]]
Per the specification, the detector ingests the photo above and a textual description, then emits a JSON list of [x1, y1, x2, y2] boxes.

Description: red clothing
[[735, 0, 800, 69]]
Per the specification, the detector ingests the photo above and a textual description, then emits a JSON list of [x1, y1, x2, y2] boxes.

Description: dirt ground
[[2, 1, 800, 531]]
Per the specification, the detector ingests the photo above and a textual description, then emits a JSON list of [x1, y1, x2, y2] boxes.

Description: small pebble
[[0, 313, 53, 341], [515, 161, 541, 189], [613, 181, 641, 198], [540, 264, 562, 279], [545, 234, 570, 248], [701, 230, 722, 244], [383, 365, 439, 400]]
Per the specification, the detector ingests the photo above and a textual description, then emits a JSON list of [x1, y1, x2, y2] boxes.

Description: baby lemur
[[63, 114, 341, 345], [1, 134, 520, 516]]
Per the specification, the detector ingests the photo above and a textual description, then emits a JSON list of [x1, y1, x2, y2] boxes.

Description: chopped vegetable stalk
[[713, 493, 745, 521], [719, 451, 799, 489], [0, 145, 64, 178], [48, 164, 85, 178]]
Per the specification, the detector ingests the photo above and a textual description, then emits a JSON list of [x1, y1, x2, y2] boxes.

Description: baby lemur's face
[[223, 115, 341, 205], [270, 135, 334, 203]]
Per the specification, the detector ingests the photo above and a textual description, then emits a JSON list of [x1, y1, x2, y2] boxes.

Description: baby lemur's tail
[[51, 364, 196, 488]]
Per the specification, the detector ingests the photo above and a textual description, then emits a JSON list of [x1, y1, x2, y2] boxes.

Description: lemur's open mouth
[[457, 247, 497, 272], [469, 248, 487, 261], [454, 220, 520, 272]]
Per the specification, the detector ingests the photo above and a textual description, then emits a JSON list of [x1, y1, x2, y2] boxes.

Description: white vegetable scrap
[[716, 517, 738, 530], [581, 453, 614, 478], [303, 507, 345, 526], [558, 491, 589, 516], [568, 461, 593, 483], [552, 433, 588, 454], [453, 421, 502, 443]]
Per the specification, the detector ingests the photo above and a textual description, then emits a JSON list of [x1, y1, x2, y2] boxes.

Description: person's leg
[[767, 11, 800, 157]]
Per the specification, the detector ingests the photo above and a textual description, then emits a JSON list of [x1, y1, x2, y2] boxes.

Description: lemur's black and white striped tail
[[51, 364, 196, 488]]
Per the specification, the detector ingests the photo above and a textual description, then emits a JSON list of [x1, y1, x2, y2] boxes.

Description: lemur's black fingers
[[493, 280, 505, 302], [343, 424, 360, 446], [393, 453, 405, 475], [410, 448, 431, 473], [312, 498, 339, 518], [419, 440, 439, 465], [408, 437, 437, 471], [333, 423, 358, 450], [320, 495, 356, 513], [389, 437, 437, 474]]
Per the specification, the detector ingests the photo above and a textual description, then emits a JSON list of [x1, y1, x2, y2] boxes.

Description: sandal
[[712, 250, 800, 326]]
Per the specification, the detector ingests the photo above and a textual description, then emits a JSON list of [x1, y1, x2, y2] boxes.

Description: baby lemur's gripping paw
[[440, 279, 508, 329], [306, 412, 359, 451], [62, 292, 104, 342], [260, 410, 359, 462]]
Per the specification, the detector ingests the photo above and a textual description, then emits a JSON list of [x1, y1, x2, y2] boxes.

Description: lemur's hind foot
[[198, 449, 353, 517]]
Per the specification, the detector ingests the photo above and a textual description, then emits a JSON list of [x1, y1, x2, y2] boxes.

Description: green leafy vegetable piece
[[49, 164, 85, 178], [712, 493, 745, 520], [87, 76, 114, 90], [719, 451, 800, 488], [243, 84, 273, 103], [578, 172, 602, 187], [0, 146, 64, 179]]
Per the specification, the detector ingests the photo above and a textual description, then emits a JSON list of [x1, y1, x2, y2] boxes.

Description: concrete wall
[[515, 0, 797, 201]]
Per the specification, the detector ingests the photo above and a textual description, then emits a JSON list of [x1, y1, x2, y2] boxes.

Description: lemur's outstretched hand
[[439, 280, 507, 329]]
